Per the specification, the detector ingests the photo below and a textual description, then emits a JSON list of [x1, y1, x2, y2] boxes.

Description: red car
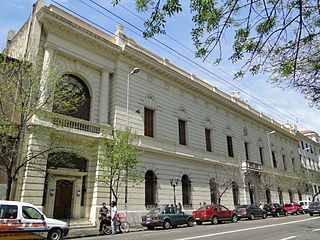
[[284, 203, 305, 215], [192, 204, 238, 225]]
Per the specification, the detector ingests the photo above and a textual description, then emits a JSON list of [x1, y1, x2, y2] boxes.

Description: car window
[[0, 205, 18, 219], [221, 206, 229, 211], [176, 209, 182, 214], [285, 204, 293, 207], [213, 206, 221, 211], [239, 205, 248, 208], [22, 206, 42, 219], [149, 208, 161, 214]]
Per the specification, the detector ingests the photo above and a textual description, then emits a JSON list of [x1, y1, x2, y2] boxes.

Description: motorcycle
[[99, 213, 130, 235]]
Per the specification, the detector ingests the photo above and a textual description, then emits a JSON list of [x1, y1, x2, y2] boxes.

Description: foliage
[[113, 0, 320, 108], [0, 54, 86, 200], [98, 128, 142, 205]]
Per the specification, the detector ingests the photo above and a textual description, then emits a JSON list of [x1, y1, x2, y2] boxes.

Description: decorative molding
[[175, 107, 189, 121], [224, 126, 234, 136], [201, 117, 214, 130], [144, 94, 158, 110]]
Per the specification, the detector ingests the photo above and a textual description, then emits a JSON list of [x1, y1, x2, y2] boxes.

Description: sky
[[0, 0, 319, 134]]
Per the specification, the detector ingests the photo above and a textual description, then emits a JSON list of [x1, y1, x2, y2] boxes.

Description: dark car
[[235, 204, 267, 220], [192, 204, 238, 225], [141, 206, 194, 230], [284, 203, 304, 215], [263, 203, 288, 217], [309, 201, 320, 216]]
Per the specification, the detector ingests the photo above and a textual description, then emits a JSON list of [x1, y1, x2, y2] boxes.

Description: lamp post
[[266, 131, 276, 168], [124, 67, 140, 218], [170, 177, 178, 206]]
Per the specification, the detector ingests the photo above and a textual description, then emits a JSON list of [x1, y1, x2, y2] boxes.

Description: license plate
[[147, 218, 151, 221]]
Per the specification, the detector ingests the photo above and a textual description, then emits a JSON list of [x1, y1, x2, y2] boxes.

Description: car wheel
[[196, 221, 202, 225], [249, 213, 255, 220], [163, 220, 171, 230], [262, 213, 267, 219], [301, 210, 305, 215], [47, 229, 62, 240], [310, 213, 313, 216], [187, 219, 194, 227], [231, 214, 238, 223], [211, 216, 218, 225], [147, 226, 155, 230], [120, 221, 130, 233]]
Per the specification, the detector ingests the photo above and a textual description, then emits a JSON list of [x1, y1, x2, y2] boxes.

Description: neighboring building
[[2, 0, 317, 225], [298, 130, 320, 201]]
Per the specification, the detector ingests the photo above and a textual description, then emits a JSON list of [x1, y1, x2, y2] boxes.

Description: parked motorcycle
[[99, 213, 130, 235]]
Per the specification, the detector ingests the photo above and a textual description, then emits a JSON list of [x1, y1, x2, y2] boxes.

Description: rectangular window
[[282, 155, 287, 171], [178, 119, 186, 145], [244, 142, 249, 161], [259, 147, 264, 165], [227, 136, 234, 157], [205, 128, 212, 152], [272, 151, 277, 168], [301, 141, 304, 149], [144, 108, 154, 137]]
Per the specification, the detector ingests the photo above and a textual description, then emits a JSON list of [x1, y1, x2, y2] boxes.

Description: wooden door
[[53, 180, 73, 219]]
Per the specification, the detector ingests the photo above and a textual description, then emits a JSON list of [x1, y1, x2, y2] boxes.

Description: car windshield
[[285, 204, 293, 207], [148, 208, 161, 215], [311, 202, 320, 206], [196, 205, 210, 211]]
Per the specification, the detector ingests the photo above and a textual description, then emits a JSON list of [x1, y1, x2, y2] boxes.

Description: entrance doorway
[[54, 180, 73, 219]]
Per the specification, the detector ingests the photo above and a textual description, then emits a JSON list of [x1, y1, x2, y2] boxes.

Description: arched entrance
[[44, 152, 88, 219]]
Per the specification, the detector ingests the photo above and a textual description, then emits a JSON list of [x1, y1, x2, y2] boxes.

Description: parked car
[[141, 206, 194, 230], [284, 203, 304, 215], [263, 203, 288, 217], [309, 201, 320, 216], [192, 204, 238, 225], [0, 200, 69, 240], [298, 201, 311, 213], [235, 204, 267, 220]]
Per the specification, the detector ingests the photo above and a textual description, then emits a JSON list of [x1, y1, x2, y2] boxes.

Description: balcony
[[34, 110, 112, 138], [242, 161, 262, 173]]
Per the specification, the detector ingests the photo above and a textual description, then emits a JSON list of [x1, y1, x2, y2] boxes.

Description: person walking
[[111, 201, 118, 235], [177, 202, 183, 211], [99, 203, 109, 233]]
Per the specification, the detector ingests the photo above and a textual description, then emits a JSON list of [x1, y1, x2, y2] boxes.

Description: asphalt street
[[74, 215, 320, 240]]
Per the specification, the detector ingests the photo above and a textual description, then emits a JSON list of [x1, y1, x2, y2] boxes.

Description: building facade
[[2, 1, 317, 225]]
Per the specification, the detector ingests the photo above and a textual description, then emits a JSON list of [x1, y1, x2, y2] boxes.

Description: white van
[[0, 200, 69, 240], [298, 200, 311, 212]]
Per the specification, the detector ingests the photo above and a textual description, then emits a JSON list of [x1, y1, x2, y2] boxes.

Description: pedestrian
[[259, 203, 263, 210], [177, 202, 183, 211], [99, 203, 109, 233], [200, 202, 202, 207], [111, 201, 118, 235], [203, 202, 207, 206]]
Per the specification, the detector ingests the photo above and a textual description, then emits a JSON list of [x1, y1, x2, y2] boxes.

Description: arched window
[[232, 182, 240, 207], [248, 183, 255, 204], [182, 175, 192, 207], [53, 74, 91, 120], [209, 178, 219, 204], [145, 170, 157, 207], [266, 188, 271, 203]]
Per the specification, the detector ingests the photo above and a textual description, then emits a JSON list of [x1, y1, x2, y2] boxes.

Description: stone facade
[[2, 0, 318, 226]]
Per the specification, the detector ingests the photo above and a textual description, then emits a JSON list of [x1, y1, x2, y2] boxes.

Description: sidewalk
[[66, 225, 144, 239]]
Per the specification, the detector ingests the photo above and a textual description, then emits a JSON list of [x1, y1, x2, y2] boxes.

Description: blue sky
[[1, 0, 319, 134]]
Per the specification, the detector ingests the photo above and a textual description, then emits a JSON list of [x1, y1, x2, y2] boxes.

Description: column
[[99, 70, 110, 124]]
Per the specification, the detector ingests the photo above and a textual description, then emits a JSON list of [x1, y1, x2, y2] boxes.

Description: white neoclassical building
[[3, 0, 318, 225]]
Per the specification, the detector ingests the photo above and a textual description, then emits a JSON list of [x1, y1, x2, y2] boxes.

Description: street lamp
[[170, 177, 179, 206], [266, 131, 276, 168], [124, 67, 140, 218]]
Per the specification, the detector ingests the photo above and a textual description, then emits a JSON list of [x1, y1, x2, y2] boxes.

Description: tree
[[113, 0, 320, 108], [0, 54, 85, 200], [98, 128, 142, 205]]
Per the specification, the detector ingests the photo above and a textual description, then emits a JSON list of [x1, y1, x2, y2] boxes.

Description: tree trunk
[[312, 191, 320, 202], [6, 175, 13, 200]]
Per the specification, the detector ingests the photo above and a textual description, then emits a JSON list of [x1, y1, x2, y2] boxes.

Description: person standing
[[177, 202, 183, 211], [99, 203, 109, 233], [111, 201, 118, 235]]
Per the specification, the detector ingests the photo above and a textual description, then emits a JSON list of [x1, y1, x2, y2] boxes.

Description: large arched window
[[209, 178, 219, 204], [182, 175, 192, 207], [232, 182, 240, 207], [53, 74, 91, 120], [145, 170, 157, 207]]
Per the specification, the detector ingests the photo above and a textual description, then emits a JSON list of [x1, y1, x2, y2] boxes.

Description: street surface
[[75, 215, 320, 240]]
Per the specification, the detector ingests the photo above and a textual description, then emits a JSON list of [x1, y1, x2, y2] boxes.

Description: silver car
[[309, 202, 320, 216]]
